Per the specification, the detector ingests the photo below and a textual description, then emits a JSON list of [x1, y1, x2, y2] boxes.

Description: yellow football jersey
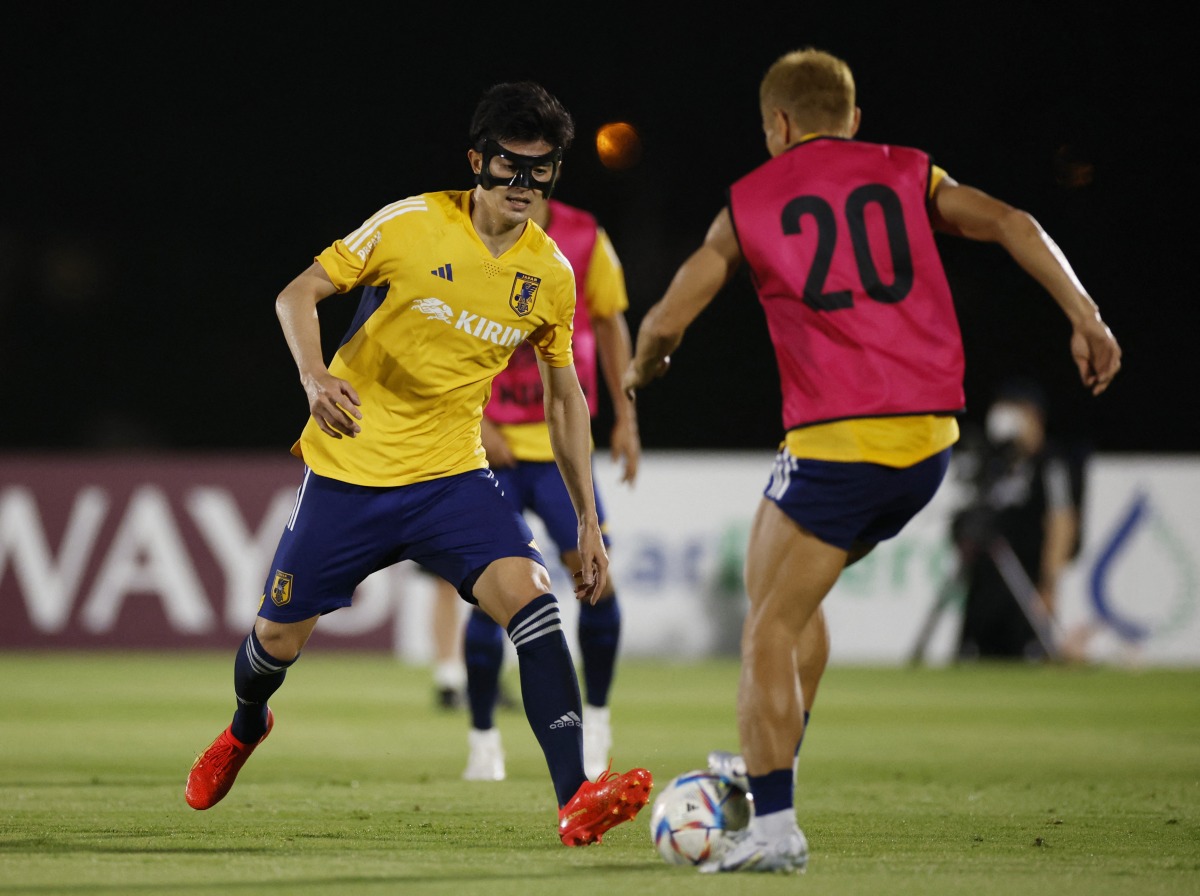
[[292, 190, 577, 487]]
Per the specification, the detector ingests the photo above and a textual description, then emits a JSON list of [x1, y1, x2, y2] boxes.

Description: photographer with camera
[[953, 378, 1083, 661]]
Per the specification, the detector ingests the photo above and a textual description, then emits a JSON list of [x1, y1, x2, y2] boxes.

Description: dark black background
[[3, 4, 1194, 456]]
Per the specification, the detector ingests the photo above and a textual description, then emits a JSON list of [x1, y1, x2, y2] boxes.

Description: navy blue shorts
[[492, 460, 610, 557], [763, 447, 951, 551], [259, 467, 546, 621]]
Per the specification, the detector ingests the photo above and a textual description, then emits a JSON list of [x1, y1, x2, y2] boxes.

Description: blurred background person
[[429, 574, 468, 709], [431, 190, 639, 782], [953, 378, 1084, 661], [424, 570, 518, 712]]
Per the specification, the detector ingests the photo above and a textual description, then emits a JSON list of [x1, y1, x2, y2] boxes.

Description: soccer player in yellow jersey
[[624, 48, 1120, 872], [185, 81, 652, 847]]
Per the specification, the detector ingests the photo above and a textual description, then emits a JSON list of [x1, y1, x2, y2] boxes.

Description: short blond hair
[[760, 48, 856, 135]]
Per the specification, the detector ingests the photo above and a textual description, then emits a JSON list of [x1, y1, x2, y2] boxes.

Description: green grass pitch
[[0, 651, 1197, 895]]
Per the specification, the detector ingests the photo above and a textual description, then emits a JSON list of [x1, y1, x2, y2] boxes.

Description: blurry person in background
[[440, 188, 640, 784], [429, 575, 468, 708], [953, 378, 1083, 661]]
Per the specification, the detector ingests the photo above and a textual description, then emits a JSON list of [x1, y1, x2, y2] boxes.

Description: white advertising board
[[519, 451, 1199, 668], [3, 452, 1196, 666]]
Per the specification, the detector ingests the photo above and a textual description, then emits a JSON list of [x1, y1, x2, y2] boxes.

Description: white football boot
[[706, 749, 751, 794], [699, 820, 808, 874]]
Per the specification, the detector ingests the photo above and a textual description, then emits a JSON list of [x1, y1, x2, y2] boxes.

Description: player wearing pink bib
[[487, 200, 612, 427], [625, 48, 1121, 874], [731, 139, 965, 428]]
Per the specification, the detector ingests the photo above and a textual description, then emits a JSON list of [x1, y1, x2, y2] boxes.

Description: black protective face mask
[[475, 139, 563, 199]]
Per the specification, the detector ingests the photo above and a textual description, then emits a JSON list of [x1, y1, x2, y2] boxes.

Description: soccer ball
[[650, 769, 752, 866]]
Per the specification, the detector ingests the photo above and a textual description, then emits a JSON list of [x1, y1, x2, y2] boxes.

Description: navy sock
[[507, 593, 586, 806], [577, 593, 621, 708], [464, 607, 505, 730], [748, 768, 794, 817], [230, 629, 295, 744], [748, 710, 810, 817]]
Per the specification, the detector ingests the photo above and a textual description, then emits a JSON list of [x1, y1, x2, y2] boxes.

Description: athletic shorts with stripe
[[764, 447, 952, 551], [258, 467, 546, 622]]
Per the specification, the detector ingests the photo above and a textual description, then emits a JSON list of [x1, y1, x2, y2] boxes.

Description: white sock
[[752, 808, 799, 838], [434, 660, 466, 690]]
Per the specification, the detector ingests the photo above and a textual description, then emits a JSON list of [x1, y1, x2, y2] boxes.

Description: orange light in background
[[595, 122, 643, 170], [1054, 143, 1095, 189]]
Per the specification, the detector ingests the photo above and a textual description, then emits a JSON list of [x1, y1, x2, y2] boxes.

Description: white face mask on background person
[[985, 403, 1027, 446]]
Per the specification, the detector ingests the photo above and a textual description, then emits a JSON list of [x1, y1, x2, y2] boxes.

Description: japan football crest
[[270, 570, 294, 607], [509, 273, 541, 317]]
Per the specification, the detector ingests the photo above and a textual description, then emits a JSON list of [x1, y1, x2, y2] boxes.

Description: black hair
[[469, 81, 575, 151], [993, 375, 1048, 417]]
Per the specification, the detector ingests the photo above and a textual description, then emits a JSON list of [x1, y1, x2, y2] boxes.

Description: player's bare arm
[[275, 261, 363, 438], [623, 208, 743, 396], [592, 311, 641, 484], [1038, 503, 1079, 616], [541, 358, 609, 603], [931, 178, 1122, 395]]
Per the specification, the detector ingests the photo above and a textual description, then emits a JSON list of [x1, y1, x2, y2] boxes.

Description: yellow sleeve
[[529, 270, 577, 367], [929, 164, 947, 198], [583, 227, 629, 319], [315, 240, 366, 292], [315, 212, 397, 292]]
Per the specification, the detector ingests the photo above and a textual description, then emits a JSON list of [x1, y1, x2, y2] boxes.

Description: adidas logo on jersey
[[431, 263, 453, 281], [550, 711, 582, 729]]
